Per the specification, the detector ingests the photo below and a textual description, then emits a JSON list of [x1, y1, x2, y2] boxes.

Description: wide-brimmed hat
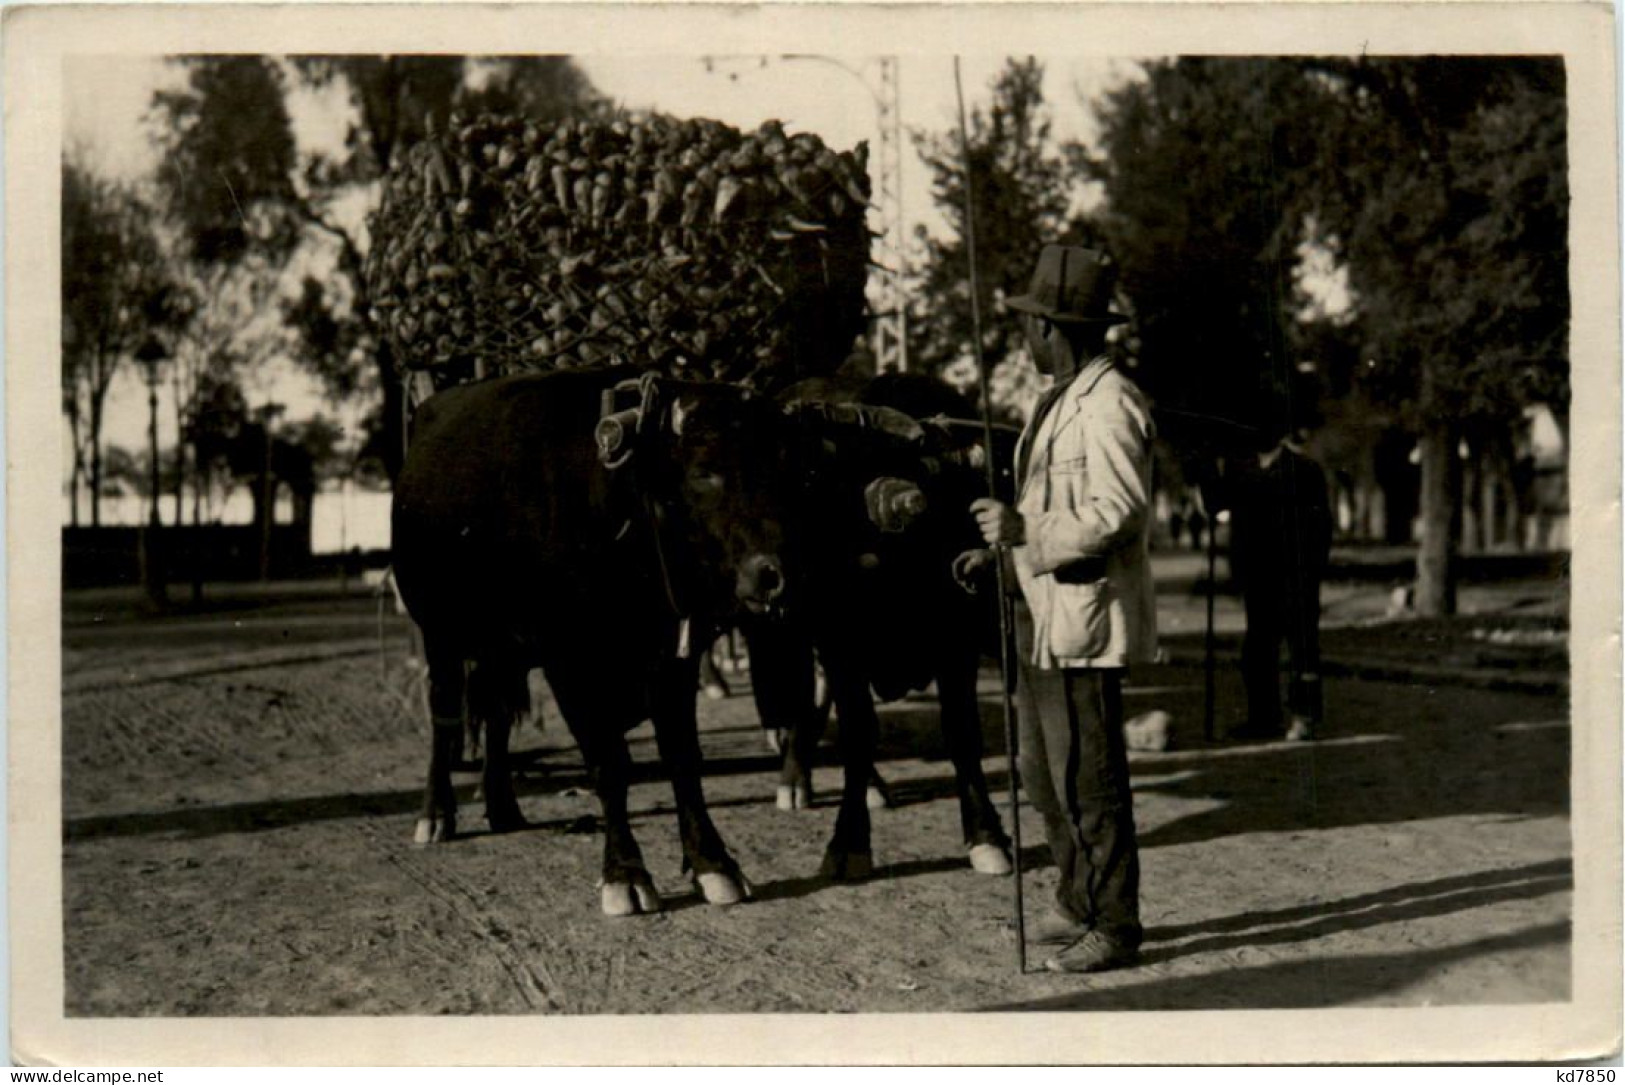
[[1005, 245, 1129, 326]]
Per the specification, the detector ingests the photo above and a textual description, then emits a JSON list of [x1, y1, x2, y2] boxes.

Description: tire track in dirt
[[351, 819, 571, 1012], [65, 642, 383, 694]]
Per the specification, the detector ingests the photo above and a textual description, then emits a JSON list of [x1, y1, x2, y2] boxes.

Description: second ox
[[744, 375, 1021, 881]]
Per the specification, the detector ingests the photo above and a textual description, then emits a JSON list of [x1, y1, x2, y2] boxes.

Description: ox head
[[598, 374, 794, 619], [779, 398, 940, 566]]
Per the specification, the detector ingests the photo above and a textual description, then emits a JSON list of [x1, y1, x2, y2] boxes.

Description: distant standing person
[[1224, 423, 1333, 742], [968, 245, 1157, 974]]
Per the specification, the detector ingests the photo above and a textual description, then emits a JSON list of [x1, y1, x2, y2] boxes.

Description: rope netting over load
[[365, 109, 875, 393]]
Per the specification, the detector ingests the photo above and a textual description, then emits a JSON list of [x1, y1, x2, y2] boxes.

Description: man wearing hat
[[969, 244, 1157, 974]]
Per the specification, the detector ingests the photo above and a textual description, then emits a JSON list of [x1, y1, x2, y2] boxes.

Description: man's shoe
[[1043, 930, 1139, 974], [1284, 716, 1317, 742], [1031, 909, 1092, 945]]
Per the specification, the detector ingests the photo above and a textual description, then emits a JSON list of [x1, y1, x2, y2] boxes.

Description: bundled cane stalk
[[364, 109, 874, 391]]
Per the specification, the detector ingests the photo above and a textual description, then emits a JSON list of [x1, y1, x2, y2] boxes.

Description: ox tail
[[465, 661, 534, 757]]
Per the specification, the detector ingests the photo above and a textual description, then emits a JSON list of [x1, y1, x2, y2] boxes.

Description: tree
[[152, 58, 305, 267], [1082, 59, 1321, 459], [62, 158, 181, 527], [1082, 57, 1568, 614], [153, 55, 601, 479], [187, 371, 251, 521], [911, 58, 1099, 421], [98, 444, 147, 503], [163, 256, 286, 530], [1307, 58, 1569, 613]]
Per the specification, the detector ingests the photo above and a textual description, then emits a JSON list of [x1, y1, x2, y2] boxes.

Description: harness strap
[[607, 371, 695, 656]]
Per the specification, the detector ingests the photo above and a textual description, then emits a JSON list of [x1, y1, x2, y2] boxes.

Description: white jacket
[[1012, 355, 1158, 670]]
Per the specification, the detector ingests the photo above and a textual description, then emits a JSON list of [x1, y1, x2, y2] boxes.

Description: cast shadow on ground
[[1140, 857, 1571, 962], [854, 660, 1569, 851], [741, 843, 1054, 906], [979, 919, 1571, 1011]]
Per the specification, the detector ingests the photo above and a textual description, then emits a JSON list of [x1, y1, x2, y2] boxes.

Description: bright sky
[[64, 54, 1143, 458]]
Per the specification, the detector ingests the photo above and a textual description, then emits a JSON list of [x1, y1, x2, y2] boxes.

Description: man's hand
[[970, 497, 1025, 546], [950, 548, 994, 594]]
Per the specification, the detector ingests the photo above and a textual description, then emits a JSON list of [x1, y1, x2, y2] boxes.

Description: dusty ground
[[60, 569, 1571, 1015]]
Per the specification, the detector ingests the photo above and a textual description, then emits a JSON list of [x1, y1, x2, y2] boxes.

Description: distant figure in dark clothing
[[1186, 502, 1208, 552], [1225, 429, 1334, 742]]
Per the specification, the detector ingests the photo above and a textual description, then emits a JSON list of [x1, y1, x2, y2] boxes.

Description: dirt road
[[61, 587, 1570, 1015]]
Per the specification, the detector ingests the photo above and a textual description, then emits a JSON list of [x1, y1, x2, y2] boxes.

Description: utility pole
[[870, 56, 908, 375]]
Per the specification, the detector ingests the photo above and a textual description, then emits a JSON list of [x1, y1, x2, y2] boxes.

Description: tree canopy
[[910, 58, 1099, 419], [1082, 58, 1323, 454], [149, 55, 602, 477], [1077, 55, 1569, 613], [1306, 57, 1569, 430]]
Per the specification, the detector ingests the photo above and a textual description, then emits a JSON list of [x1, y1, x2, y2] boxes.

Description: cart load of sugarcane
[[364, 109, 874, 390]]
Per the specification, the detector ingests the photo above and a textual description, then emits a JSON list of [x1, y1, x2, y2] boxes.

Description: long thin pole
[[1204, 499, 1217, 742], [954, 57, 1025, 975]]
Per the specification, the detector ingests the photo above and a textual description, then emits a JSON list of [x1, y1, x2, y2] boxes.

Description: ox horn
[[864, 476, 928, 533], [669, 396, 691, 437], [782, 399, 925, 444]]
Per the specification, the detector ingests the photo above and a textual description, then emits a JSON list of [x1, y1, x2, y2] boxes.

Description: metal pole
[[955, 56, 1025, 975], [1204, 490, 1218, 742]]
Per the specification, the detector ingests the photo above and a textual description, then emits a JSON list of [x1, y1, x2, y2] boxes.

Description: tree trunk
[[67, 409, 84, 528], [1480, 445, 1504, 552], [1461, 451, 1481, 553], [89, 427, 102, 528], [1507, 466, 1527, 553], [173, 431, 186, 527], [1414, 421, 1462, 616], [254, 471, 273, 582], [190, 441, 206, 604], [69, 455, 84, 529]]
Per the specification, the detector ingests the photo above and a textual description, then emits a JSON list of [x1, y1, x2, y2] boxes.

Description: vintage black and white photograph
[[9, 0, 1620, 1067]]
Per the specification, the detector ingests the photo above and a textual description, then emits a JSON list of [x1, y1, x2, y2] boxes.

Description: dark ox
[[745, 376, 1019, 880], [391, 367, 794, 914]]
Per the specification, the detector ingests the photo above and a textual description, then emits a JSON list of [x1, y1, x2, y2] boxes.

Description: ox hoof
[[820, 849, 874, 882], [600, 880, 663, 917], [968, 843, 1013, 876], [413, 816, 455, 845], [486, 810, 528, 835], [695, 871, 747, 907], [776, 784, 814, 811]]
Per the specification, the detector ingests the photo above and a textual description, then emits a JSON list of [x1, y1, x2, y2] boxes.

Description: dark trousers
[[1016, 610, 1142, 948], [1239, 574, 1323, 730]]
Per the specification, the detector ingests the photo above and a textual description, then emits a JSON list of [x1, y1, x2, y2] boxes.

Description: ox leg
[[415, 646, 465, 844], [779, 708, 825, 811], [937, 653, 1012, 875], [469, 661, 527, 834], [651, 654, 748, 906], [742, 618, 815, 806], [747, 621, 821, 810], [560, 711, 661, 917], [819, 655, 876, 881]]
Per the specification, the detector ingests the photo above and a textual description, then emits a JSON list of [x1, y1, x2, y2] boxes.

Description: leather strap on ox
[[595, 373, 694, 657]]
